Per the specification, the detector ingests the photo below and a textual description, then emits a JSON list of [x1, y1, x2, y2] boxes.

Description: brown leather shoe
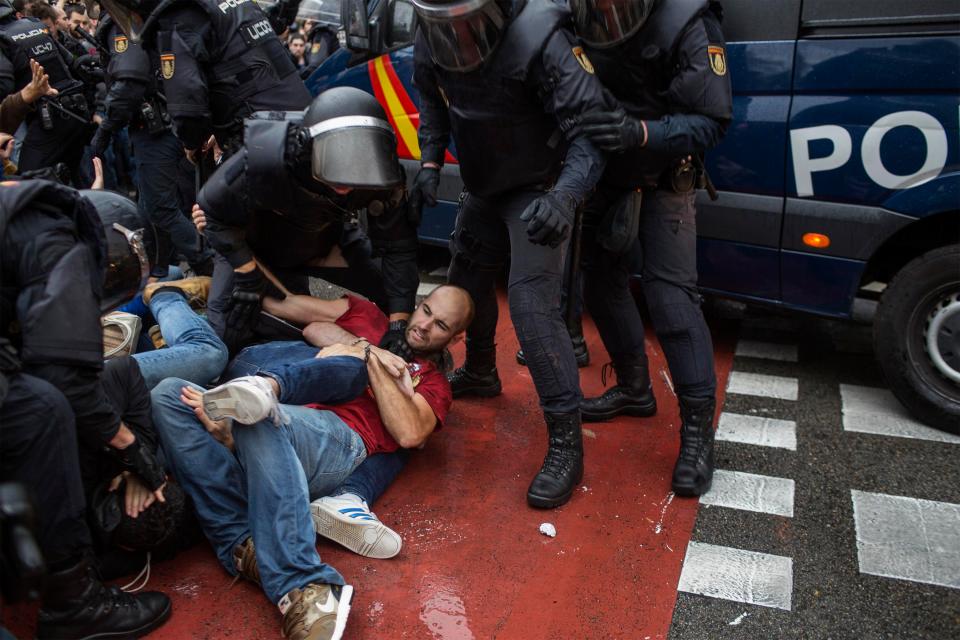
[[280, 583, 353, 640], [232, 538, 261, 586], [143, 276, 212, 307]]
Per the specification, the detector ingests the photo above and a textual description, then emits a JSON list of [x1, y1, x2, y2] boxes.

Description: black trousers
[[17, 113, 92, 185], [447, 189, 581, 414], [0, 373, 91, 565], [581, 186, 716, 400]]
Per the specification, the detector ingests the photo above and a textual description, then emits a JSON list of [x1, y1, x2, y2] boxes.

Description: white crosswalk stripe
[[840, 384, 960, 444], [700, 470, 795, 517], [678, 542, 794, 611], [716, 413, 797, 451], [726, 371, 799, 401]]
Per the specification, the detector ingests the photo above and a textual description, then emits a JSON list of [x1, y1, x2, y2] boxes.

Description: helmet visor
[[570, 0, 652, 48], [99, 0, 144, 40], [297, 0, 341, 23], [412, 0, 505, 72], [103, 222, 149, 312], [308, 115, 403, 189]]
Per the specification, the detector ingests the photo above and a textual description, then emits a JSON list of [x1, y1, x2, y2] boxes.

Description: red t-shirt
[[307, 296, 452, 455]]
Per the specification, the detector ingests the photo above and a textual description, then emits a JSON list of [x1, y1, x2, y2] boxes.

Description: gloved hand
[[109, 438, 166, 493], [89, 125, 112, 159], [580, 107, 645, 153], [70, 54, 104, 83], [223, 266, 267, 349], [520, 190, 578, 248], [408, 166, 440, 226], [379, 319, 413, 361]]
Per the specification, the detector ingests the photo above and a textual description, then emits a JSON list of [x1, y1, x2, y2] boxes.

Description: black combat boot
[[447, 346, 501, 398], [36, 556, 171, 640], [527, 412, 584, 508], [671, 396, 717, 497], [515, 321, 590, 368], [580, 357, 657, 422]]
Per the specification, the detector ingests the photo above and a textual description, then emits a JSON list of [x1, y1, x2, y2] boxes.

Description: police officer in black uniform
[[99, 0, 311, 159], [410, 0, 614, 509], [0, 0, 97, 180], [571, 0, 733, 496], [91, 13, 215, 277], [0, 179, 171, 639], [298, 0, 339, 77], [198, 86, 418, 356], [0, 39, 14, 97]]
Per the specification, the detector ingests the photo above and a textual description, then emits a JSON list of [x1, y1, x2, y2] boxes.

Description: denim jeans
[[151, 377, 367, 603], [226, 341, 405, 505], [132, 291, 229, 389]]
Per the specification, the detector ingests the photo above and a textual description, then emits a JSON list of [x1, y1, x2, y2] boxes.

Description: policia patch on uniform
[[572, 46, 595, 74], [160, 54, 175, 79], [708, 45, 726, 76], [114, 35, 128, 53]]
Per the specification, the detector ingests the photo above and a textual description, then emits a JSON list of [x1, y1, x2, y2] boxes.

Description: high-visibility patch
[[114, 35, 128, 53], [572, 46, 594, 74], [708, 45, 727, 76], [160, 53, 175, 79]]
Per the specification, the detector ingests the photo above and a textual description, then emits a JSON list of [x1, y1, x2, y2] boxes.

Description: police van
[[305, 0, 960, 433]]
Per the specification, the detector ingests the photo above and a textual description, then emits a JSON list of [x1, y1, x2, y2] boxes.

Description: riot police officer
[[91, 12, 215, 277], [198, 86, 418, 355], [298, 0, 340, 77], [571, 0, 733, 496], [99, 0, 311, 159], [410, 0, 614, 509], [0, 179, 171, 638], [0, 0, 97, 181]]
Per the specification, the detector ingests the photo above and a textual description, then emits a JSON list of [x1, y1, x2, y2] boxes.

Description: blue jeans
[[226, 341, 405, 505], [151, 377, 367, 603], [132, 291, 229, 389]]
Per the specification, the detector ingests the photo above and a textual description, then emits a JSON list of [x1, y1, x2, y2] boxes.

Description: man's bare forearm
[[303, 321, 360, 348], [367, 356, 435, 448]]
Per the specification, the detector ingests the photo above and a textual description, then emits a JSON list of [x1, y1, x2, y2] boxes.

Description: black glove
[[70, 55, 104, 83], [89, 125, 112, 159], [408, 166, 440, 226], [519, 191, 578, 248], [580, 107, 645, 153], [223, 267, 267, 349], [379, 319, 413, 361], [109, 438, 166, 492]]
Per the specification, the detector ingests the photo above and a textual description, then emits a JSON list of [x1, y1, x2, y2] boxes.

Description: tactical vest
[[143, 0, 310, 138], [429, 0, 571, 198], [0, 48, 13, 97], [0, 17, 82, 94]]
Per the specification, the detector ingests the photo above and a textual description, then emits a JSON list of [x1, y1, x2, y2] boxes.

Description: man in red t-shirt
[[150, 285, 473, 640]]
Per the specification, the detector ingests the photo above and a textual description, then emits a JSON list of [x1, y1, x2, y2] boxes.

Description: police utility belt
[[37, 90, 90, 130], [651, 160, 704, 194], [135, 97, 171, 134]]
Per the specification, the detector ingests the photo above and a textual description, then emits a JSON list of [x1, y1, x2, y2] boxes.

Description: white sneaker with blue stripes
[[310, 493, 402, 559]]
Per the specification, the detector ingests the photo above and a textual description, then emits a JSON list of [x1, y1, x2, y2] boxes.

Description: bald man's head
[[405, 285, 474, 354]]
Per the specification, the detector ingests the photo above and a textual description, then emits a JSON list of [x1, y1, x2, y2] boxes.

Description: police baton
[[564, 203, 584, 331], [693, 154, 719, 201], [74, 28, 109, 57], [40, 97, 89, 125]]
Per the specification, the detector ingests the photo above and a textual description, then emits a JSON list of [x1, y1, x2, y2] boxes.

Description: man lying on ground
[[150, 285, 474, 640]]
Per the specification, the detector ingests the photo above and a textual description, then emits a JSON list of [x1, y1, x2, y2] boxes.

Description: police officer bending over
[[410, 0, 614, 508], [571, 0, 733, 496], [99, 0, 311, 159], [198, 87, 419, 357], [0, 179, 171, 638], [0, 0, 99, 181], [91, 12, 215, 277]]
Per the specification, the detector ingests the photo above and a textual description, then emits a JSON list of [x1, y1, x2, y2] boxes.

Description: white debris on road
[[539, 523, 557, 538]]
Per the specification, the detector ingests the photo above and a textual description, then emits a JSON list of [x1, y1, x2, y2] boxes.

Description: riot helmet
[[79, 190, 149, 313], [297, 0, 341, 25], [298, 86, 403, 217], [410, 0, 512, 72], [570, 0, 655, 48]]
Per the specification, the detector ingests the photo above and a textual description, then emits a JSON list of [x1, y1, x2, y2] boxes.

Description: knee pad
[[644, 280, 702, 336]]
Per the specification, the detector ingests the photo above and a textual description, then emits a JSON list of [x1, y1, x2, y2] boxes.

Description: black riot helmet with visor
[[410, 0, 512, 72], [297, 86, 404, 219], [79, 190, 149, 313], [570, 0, 655, 48]]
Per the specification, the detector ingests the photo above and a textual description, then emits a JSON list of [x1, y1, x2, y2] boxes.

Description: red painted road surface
[[5, 296, 735, 639]]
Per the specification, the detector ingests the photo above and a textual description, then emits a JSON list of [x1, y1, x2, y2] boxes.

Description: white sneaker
[[310, 494, 402, 559], [202, 375, 283, 425]]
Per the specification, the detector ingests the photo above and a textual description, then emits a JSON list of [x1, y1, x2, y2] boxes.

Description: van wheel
[[874, 244, 960, 435]]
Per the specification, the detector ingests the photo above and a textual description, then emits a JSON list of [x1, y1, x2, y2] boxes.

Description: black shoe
[[447, 366, 502, 398], [527, 412, 584, 509], [671, 396, 717, 497], [37, 556, 171, 640], [581, 360, 657, 422]]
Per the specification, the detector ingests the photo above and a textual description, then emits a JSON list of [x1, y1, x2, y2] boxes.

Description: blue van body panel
[[308, 22, 960, 321]]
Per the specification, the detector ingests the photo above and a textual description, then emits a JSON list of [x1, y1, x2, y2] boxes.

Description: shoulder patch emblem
[[160, 53, 175, 80], [114, 35, 128, 53], [572, 46, 595, 74], [708, 45, 726, 76], [311, 42, 321, 53]]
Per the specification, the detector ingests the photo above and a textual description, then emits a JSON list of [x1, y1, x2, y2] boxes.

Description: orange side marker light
[[803, 233, 831, 249]]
